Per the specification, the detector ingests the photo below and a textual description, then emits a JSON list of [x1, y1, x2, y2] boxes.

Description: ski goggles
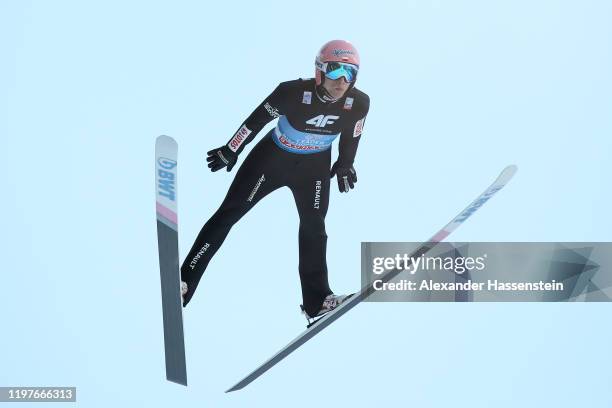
[[321, 61, 359, 82]]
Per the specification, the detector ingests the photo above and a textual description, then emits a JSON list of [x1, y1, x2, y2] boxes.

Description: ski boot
[[180, 281, 188, 306], [300, 293, 354, 328]]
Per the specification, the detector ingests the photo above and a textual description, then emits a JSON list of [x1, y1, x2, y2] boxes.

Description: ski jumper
[[181, 78, 370, 316]]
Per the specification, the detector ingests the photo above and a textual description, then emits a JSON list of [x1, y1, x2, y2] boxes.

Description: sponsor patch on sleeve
[[353, 117, 365, 137], [228, 124, 252, 152], [302, 91, 312, 104], [264, 102, 280, 118]]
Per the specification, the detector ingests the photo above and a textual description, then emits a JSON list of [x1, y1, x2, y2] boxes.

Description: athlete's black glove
[[206, 145, 238, 172], [330, 161, 357, 193]]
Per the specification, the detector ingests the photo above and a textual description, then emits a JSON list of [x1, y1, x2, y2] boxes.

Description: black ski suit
[[181, 78, 369, 317]]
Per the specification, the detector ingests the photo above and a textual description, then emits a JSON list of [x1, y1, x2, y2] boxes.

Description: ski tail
[[155, 135, 188, 386]]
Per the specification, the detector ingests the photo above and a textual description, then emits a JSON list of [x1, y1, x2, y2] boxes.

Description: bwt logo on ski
[[454, 186, 503, 223], [158, 157, 177, 170], [157, 157, 177, 201], [306, 115, 339, 128]]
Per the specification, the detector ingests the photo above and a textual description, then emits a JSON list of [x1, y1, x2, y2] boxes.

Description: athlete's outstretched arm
[[331, 95, 369, 192], [207, 82, 289, 172]]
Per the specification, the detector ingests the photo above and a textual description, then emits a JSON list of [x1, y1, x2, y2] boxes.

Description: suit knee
[[210, 204, 249, 228], [299, 217, 326, 237]]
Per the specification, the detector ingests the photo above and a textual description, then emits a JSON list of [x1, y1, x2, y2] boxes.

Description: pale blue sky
[[2, 0, 611, 406]]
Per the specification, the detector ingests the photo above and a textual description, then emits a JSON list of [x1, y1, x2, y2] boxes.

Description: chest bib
[[272, 116, 340, 154]]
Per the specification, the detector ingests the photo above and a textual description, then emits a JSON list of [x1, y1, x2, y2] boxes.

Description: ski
[[226, 165, 518, 392], [155, 135, 187, 386]]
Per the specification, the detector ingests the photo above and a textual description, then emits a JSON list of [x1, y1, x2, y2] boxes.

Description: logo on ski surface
[[306, 115, 339, 128], [158, 157, 177, 170], [157, 157, 177, 201], [454, 186, 503, 223]]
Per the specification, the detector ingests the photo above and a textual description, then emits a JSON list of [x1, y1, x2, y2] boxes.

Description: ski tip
[[225, 385, 241, 393], [156, 134, 178, 146], [496, 164, 518, 185], [504, 164, 518, 174]]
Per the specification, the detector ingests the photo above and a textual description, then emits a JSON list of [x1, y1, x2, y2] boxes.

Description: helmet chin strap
[[315, 84, 340, 103]]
